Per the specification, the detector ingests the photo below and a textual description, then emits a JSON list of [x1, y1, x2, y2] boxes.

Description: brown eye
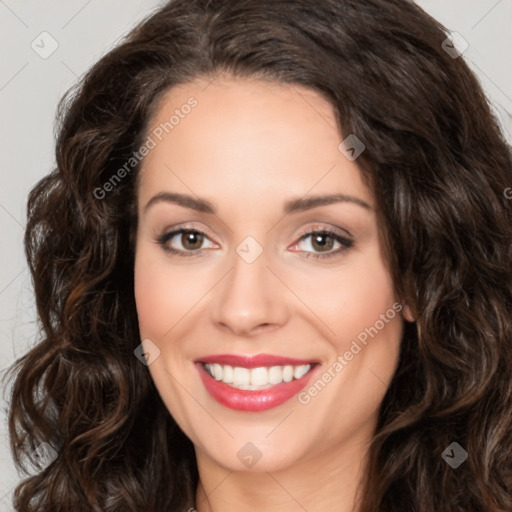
[[310, 233, 335, 252], [293, 229, 354, 259], [180, 231, 204, 250], [157, 229, 214, 256]]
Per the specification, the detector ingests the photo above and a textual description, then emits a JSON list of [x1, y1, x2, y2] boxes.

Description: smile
[[203, 362, 312, 390], [195, 353, 319, 412]]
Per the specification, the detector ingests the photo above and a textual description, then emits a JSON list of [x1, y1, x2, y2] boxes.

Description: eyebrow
[[284, 194, 372, 213], [143, 191, 372, 215]]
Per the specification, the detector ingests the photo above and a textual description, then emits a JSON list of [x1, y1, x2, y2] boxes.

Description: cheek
[[134, 254, 165, 336], [133, 248, 193, 423], [134, 246, 206, 337], [134, 246, 180, 338], [294, 244, 399, 350]]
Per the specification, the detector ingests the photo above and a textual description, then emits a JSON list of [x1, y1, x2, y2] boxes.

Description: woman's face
[[134, 76, 412, 474]]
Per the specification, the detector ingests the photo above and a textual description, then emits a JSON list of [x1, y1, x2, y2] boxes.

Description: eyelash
[[156, 226, 354, 259]]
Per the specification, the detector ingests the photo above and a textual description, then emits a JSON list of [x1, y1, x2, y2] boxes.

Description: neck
[[194, 437, 370, 512]]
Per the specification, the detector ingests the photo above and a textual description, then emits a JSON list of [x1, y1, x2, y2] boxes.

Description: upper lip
[[195, 353, 319, 368]]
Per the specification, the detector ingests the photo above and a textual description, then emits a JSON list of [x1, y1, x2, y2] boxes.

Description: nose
[[210, 247, 290, 337]]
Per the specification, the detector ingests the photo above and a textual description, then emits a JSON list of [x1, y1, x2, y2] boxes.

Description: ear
[[401, 303, 415, 323]]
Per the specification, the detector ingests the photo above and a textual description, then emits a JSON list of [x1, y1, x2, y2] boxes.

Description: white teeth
[[213, 363, 223, 381], [268, 366, 283, 385], [233, 367, 250, 387], [282, 365, 294, 382], [294, 364, 310, 379], [223, 364, 233, 383], [203, 363, 312, 390], [250, 367, 268, 386]]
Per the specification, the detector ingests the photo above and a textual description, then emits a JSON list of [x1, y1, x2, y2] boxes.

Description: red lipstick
[[198, 353, 317, 368], [195, 353, 319, 412]]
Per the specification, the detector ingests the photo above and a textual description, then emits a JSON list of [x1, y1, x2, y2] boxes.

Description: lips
[[195, 353, 319, 412], [198, 353, 316, 368]]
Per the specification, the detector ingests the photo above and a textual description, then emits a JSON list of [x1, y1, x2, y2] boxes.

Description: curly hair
[[4, 0, 512, 510]]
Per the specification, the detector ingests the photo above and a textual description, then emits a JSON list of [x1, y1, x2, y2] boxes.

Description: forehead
[[137, 77, 373, 211]]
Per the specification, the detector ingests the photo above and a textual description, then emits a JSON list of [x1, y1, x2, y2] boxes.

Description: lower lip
[[196, 363, 318, 412]]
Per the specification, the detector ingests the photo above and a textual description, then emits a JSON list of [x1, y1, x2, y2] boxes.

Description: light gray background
[[1, 1, 511, 509]]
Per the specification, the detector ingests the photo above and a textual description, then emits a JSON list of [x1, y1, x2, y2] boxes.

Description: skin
[[134, 75, 414, 512]]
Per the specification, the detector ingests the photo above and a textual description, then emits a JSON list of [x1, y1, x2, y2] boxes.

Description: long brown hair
[[4, 0, 512, 510]]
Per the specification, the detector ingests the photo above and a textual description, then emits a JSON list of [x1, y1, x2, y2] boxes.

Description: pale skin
[[134, 75, 414, 511]]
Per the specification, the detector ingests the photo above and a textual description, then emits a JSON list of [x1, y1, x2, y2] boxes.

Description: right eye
[[156, 228, 217, 257]]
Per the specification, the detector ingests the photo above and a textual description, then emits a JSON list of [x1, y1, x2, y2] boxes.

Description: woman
[[5, 0, 512, 510]]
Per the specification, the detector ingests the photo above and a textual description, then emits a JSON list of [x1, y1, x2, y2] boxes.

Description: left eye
[[292, 230, 353, 258]]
